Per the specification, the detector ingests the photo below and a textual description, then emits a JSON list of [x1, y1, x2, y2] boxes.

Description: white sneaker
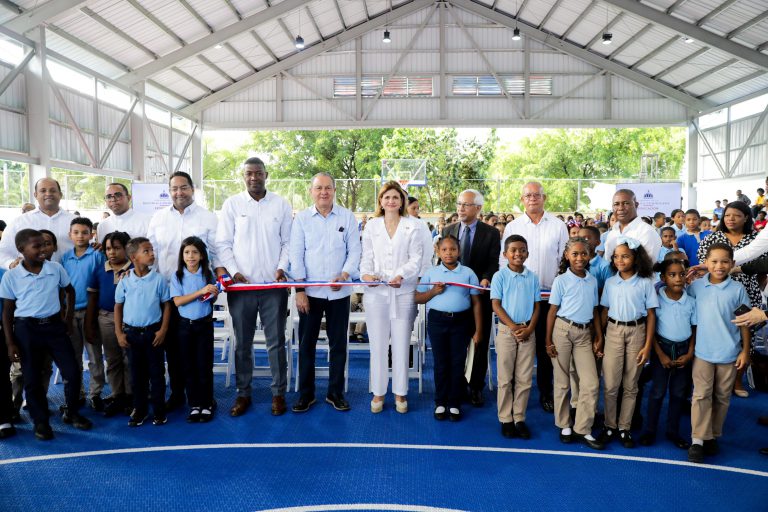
[[395, 400, 408, 414], [370, 400, 383, 413]]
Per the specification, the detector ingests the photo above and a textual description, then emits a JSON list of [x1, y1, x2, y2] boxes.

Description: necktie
[[461, 225, 471, 263]]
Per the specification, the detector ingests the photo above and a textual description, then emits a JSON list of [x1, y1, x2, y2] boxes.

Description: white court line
[[1, 442, 767, 478], [254, 505, 468, 512]]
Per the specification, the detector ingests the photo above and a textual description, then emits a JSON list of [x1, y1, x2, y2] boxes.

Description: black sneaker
[[104, 396, 125, 418], [574, 433, 605, 450], [187, 407, 201, 423], [688, 443, 704, 463], [34, 422, 54, 441], [62, 410, 93, 431], [198, 407, 213, 423], [128, 410, 148, 427], [559, 429, 573, 444], [665, 432, 690, 450], [598, 426, 616, 444], [619, 430, 635, 448], [152, 415, 168, 426], [515, 421, 531, 440], [326, 394, 351, 412], [0, 424, 16, 439], [501, 422, 517, 438], [292, 397, 317, 413], [638, 431, 656, 446], [90, 396, 105, 412], [703, 439, 719, 456]]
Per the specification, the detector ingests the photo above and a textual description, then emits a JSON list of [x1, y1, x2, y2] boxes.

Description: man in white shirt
[[97, 183, 150, 243], [603, 189, 661, 262], [406, 196, 436, 274], [289, 173, 361, 413], [499, 181, 569, 413], [0, 178, 75, 267], [216, 157, 293, 418], [147, 171, 221, 411]]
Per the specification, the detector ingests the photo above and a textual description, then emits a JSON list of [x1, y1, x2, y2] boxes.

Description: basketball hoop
[[398, 179, 410, 189]]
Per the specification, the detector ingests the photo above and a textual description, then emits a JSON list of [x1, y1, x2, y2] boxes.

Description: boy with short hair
[[653, 212, 666, 234], [658, 227, 677, 262], [676, 209, 711, 266], [1, 229, 92, 440], [491, 234, 541, 439], [61, 217, 106, 411], [578, 226, 612, 295], [114, 237, 171, 427], [700, 216, 712, 232], [755, 211, 767, 232]]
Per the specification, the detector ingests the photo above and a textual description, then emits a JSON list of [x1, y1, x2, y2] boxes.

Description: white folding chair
[[211, 293, 232, 386]]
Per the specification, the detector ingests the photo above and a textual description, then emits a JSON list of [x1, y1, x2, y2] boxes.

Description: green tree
[[0, 159, 29, 208]]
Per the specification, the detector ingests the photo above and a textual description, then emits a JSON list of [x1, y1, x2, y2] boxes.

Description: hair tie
[[616, 235, 641, 250]]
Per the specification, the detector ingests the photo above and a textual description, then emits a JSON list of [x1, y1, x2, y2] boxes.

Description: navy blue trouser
[[14, 317, 81, 424], [428, 309, 471, 408], [125, 324, 166, 416], [178, 317, 214, 408], [0, 327, 14, 424], [298, 296, 350, 399], [645, 337, 691, 436]]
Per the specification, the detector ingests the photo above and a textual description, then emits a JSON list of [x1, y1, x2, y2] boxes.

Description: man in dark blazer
[[442, 189, 500, 406]]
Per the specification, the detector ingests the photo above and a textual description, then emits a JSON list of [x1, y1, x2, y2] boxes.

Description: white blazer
[[360, 216, 423, 297]]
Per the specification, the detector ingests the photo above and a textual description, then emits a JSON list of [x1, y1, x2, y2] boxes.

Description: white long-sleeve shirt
[[0, 208, 75, 267], [734, 227, 768, 266], [499, 212, 569, 290], [216, 191, 292, 283], [146, 202, 220, 280], [98, 208, 151, 243], [603, 216, 661, 264], [360, 216, 423, 297]]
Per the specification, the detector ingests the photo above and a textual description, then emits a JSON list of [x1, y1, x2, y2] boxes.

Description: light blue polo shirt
[[688, 275, 750, 364], [490, 266, 540, 323], [61, 246, 105, 310], [170, 267, 214, 321], [601, 274, 659, 322], [657, 245, 674, 263], [0, 268, 6, 318], [0, 261, 70, 318], [656, 287, 697, 342], [549, 269, 599, 324], [417, 263, 480, 313], [115, 268, 170, 327], [589, 255, 613, 291]]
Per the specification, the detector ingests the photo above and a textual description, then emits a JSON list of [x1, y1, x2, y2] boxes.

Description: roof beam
[[608, 23, 653, 60], [452, 0, 709, 111], [560, 0, 596, 41], [197, 54, 234, 83], [81, 6, 158, 60], [332, 0, 348, 30], [181, 0, 435, 115], [126, 0, 185, 47], [0, 0, 22, 15], [652, 47, 708, 80], [698, 71, 767, 100], [677, 57, 737, 89], [601, 0, 768, 71], [665, 0, 689, 15], [3, 0, 85, 34], [727, 10, 768, 40], [222, 0, 243, 20], [178, 0, 213, 32], [628, 35, 677, 70], [117, 0, 309, 86], [696, 0, 739, 27], [172, 66, 213, 94], [0, 47, 33, 97], [250, 30, 278, 62], [538, 0, 563, 30], [585, 12, 624, 49]]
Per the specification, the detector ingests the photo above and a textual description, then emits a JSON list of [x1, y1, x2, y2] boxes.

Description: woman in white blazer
[[361, 181, 423, 414]]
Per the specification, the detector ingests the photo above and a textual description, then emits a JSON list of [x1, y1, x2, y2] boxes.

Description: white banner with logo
[[616, 182, 682, 217], [131, 183, 172, 214]]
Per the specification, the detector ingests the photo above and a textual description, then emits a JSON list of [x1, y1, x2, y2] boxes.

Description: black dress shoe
[[291, 396, 317, 413], [62, 410, 93, 430], [0, 425, 17, 439], [470, 390, 484, 407], [703, 439, 719, 456], [619, 430, 635, 448], [665, 432, 690, 450], [34, 422, 54, 441], [559, 430, 573, 444], [759, 447, 768, 456], [597, 427, 616, 444], [449, 408, 462, 422], [758, 416, 768, 427], [104, 396, 126, 418], [540, 396, 554, 413], [90, 396, 104, 412], [688, 444, 704, 463], [434, 406, 447, 421], [638, 431, 656, 446], [574, 433, 605, 450], [326, 394, 351, 412], [501, 422, 517, 438], [515, 421, 531, 440]]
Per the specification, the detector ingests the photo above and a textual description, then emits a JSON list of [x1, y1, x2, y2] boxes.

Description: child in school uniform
[[0, 267, 15, 439], [639, 258, 696, 450], [579, 226, 613, 294], [599, 236, 658, 448], [61, 217, 107, 411], [546, 237, 604, 450], [85, 231, 133, 417], [491, 234, 540, 439], [658, 227, 677, 262], [670, 209, 685, 238], [415, 235, 482, 422], [676, 209, 711, 266], [686, 243, 750, 463], [0, 229, 92, 440], [170, 236, 219, 423], [115, 237, 172, 427]]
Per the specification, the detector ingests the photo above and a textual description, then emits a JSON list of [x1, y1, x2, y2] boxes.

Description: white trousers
[[364, 292, 415, 397]]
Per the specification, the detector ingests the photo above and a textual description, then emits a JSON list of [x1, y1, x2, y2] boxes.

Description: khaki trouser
[[691, 357, 737, 440], [495, 324, 536, 423], [67, 309, 105, 399], [552, 318, 599, 435], [97, 310, 132, 397], [602, 322, 646, 430]]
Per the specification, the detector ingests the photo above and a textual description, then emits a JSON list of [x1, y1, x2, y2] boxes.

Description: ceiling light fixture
[[295, 35, 305, 49], [214, 43, 223, 49], [383, 29, 391, 43], [512, 27, 521, 41], [601, 33, 613, 45], [682, 36, 694, 43]]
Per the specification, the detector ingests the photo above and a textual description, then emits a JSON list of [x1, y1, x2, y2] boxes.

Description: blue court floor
[[1, 351, 766, 512]]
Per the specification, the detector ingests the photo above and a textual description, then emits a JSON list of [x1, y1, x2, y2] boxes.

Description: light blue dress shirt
[[490, 266, 541, 323], [115, 269, 170, 327], [588, 255, 613, 291], [656, 287, 697, 342], [417, 263, 480, 313], [457, 220, 477, 248], [549, 269, 599, 324], [289, 204, 361, 300], [0, 261, 70, 318], [61, 246, 105, 310], [170, 267, 214, 321], [687, 275, 750, 364], [601, 273, 659, 321]]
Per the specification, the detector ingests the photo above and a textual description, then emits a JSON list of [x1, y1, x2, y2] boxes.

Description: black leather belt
[[608, 317, 646, 327], [123, 322, 161, 334], [429, 309, 469, 318], [179, 316, 213, 326], [17, 314, 60, 325], [558, 317, 590, 329]]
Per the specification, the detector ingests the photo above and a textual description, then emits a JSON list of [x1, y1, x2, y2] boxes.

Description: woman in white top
[[361, 182, 423, 414]]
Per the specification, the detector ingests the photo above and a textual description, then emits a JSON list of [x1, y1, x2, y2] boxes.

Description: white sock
[[449, 408, 460, 415], [435, 406, 446, 414], [692, 438, 704, 446], [584, 434, 596, 441], [0, 423, 11, 430], [562, 427, 572, 436]]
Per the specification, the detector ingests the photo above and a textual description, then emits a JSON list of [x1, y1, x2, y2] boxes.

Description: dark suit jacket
[[442, 221, 500, 283]]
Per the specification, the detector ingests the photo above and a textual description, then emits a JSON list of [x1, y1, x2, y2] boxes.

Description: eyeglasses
[[104, 192, 125, 201], [456, 202, 477, 209], [170, 185, 192, 193], [523, 193, 543, 200]]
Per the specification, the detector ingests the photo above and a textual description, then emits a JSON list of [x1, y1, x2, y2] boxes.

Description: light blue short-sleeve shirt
[[688, 275, 750, 364], [549, 269, 599, 324], [656, 287, 697, 342], [588, 255, 613, 291], [115, 269, 170, 327], [600, 274, 659, 321], [0, 261, 70, 318], [61, 246, 105, 310], [490, 266, 540, 323], [170, 267, 214, 321], [417, 263, 480, 313]]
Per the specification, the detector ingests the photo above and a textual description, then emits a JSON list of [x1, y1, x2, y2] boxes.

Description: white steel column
[[686, 120, 698, 209], [130, 82, 146, 181], [24, 26, 50, 199], [190, 115, 203, 193]]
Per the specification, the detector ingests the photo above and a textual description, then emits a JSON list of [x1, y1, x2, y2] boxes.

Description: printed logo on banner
[[644, 191, 653, 199], [617, 183, 681, 217]]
